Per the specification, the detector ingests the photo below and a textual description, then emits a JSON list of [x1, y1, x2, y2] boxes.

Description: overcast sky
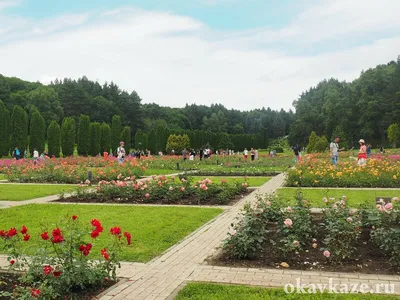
[[1, 0, 400, 111]]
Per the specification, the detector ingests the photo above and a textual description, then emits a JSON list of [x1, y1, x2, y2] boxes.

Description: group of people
[[243, 148, 258, 161], [12, 146, 46, 164], [330, 137, 370, 166]]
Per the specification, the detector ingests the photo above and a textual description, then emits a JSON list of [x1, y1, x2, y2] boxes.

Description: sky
[[0, 0, 400, 111]]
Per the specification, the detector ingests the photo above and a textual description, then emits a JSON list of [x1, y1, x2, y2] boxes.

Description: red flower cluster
[[43, 265, 54, 275], [41, 232, 49, 240], [79, 243, 92, 256], [72, 215, 78, 220], [20, 225, 28, 234], [23, 234, 30, 241], [124, 232, 132, 245], [2, 228, 17, 238], [101, 248, 109, 260], [51, 228, 65, 243], [110, 227, 121, 236], [10, 259, 15, 265], [53, 270, 62, 277], [91, 219, 104, 239], [31, 288, 41, 298]]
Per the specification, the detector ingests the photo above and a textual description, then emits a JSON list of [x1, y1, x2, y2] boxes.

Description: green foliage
[[120, 126, 131, 150], [314, 135, 328, 152], [10, 105, 28, 154], [47, 121, 61, 157], [331, 126, 348, 149], [89, 122, 101, 156], [60, 117, 75, 157], [29, 109, 46, 155], [306, 131, 318, 153], [134, 129, 148, 150], [387, 124, 400, 147], [217, 133, 233, 149], [100, 122, 111, 153], [111, 115, 122, 153], [166, 134, 190, 153], [77, 115, 90, 156], [0, 100, 10, 156], [148, 125, 169, 154]]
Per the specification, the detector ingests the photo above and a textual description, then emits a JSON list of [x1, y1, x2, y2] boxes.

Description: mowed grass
[[190, 176, 270, 187], [0, 174, 6, 180], [0, 184, 78, 201], [0, 204, 222, 262], [276, 188, 400, 208], [175, 283, 398, 300], [143, 169, 178, 176]]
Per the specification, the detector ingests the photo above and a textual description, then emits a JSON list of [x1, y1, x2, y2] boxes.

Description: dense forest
[[0, 55, 399, 155], [289, 56, 400, 148]]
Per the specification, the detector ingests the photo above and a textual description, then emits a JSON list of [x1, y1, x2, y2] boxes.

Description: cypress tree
[[61, 117, 75, 157], [29, 110, 46, 156], [134, 129, 148, 150], [120, 126, 131, 151], [0, 101, 10, 157], [100, 122, 111, 153], [77, 115, 90, 156], [111, 115, 122, 154], [89, 122, 101, 156], [10, 105, 28, 155], [47, 120, 61, 157]]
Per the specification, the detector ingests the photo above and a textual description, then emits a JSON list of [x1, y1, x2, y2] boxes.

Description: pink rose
[[283, 218, 293, 228], [392, 197, 398, 203], [145, 193, 150, 198], [385, 203, 393, 210], [323, 250, 331, 258], [266, 201, 272, 207]]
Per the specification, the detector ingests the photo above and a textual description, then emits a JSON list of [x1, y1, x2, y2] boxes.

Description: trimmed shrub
[[61, 117, 75, 157], [10, 105, 28, 154], [89, 122, 101, 156], [47, 120, 61, 157], [134, 129, 148, 150], [77, 115, 90, 156], [0, 100, 10, 156], [100, 122, 111, 153], [29, 109, 46, 155], [120, 126, 131, 151], [111, 115, 122, 154]]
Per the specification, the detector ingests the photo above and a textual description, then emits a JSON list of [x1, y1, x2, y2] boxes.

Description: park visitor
[[292, 145, 300, 163], [182, 148, 188, 161], [357, 139, 368, 166], [33, 148, 39, 164], [243, 148, 248, 160], [250, 148, 255, 161], [12, 147, 20, 160], [366, 144, 371, 158], [117, 141, 126, 164], [330, 137, 344, 165]]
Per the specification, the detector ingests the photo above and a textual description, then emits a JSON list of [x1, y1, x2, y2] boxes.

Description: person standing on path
[[13, 147, 20, 160], [243, 148, 248, 161], [117, 141, 126, 164], [33, 148, 39, 164], [357, 139, 368, 166], [330, 137, 344, 165], [250, 148, 255, 161], [293, 145, 300, 163]]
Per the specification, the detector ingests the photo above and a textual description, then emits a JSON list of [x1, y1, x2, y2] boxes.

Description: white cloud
[[0, 0, 399, 111]]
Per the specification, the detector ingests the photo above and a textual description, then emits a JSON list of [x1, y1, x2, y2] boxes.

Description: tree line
[[289, 56, 400, 148]]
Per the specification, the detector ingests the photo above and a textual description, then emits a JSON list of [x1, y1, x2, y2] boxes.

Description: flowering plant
[[0, 216, 131, 299]]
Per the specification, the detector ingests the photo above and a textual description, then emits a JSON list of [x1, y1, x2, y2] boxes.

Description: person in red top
[[357, 139, 367, 166]]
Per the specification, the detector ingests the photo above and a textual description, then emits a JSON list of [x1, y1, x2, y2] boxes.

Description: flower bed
[[195, 169, 281, 177], [59, 176, 249, 205], [286, 159, 400, 187], [212, 192, 400, 275], [2, 157, 144, 184], [0, 216, 130, 299]]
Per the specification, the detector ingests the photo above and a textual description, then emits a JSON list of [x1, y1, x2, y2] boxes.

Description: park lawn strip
[[175, 283, 398, 300], [0, 204, 222, 262], [143, 169, 178, 176], [0, 184, 78, 201], [0, 174, 6, 180], [276, 188, 400, 208], [189, 176, 270, 187]]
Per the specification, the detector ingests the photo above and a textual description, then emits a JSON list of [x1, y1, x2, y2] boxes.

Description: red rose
[[124, 232, 132, 245], [10, 259, 15, 265], [43, 265, 54, 275], [79, 243, 92, 256], [101, 248, 109, 260], [51, 228, 65, 243], [0, 230, 6, 237], [53, 270, 62, 277], [41, 232, 49, 240], [23, 234, 30, 241], [110, 227, 121, 236], [72, 215, 78, 220], [31, 288, 41, 298], [91, 219, 101, 228], [91, 229, 100, 239], [20, 225, 28, 234], [6, 228, 17, 238]]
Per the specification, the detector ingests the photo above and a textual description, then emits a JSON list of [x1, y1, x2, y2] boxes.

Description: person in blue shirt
[[13, 147, 21, 160]]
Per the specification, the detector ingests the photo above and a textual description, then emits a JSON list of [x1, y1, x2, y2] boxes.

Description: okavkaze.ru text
[[284, 278, 396, 294]]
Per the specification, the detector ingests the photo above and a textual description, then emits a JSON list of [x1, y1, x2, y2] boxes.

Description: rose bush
[[0, 216, 131, 299]]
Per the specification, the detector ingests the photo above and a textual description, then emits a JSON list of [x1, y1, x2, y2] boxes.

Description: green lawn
[[190, 176, 270, 187], [0, 174, 6, 180], [143, 169, 178, 176], [0, 184, 78, 201], [276, 188, 400, 208], [0, 204, 222, 262], [175, 283, 398, 300]]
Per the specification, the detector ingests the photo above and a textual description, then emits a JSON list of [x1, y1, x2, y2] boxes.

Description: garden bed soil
[[55, 189, 253, 206], [0, 272, 116, 300], [211, 222, 400, 275]]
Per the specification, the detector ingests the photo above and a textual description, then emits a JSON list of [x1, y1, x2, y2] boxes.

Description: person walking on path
[[243, 148, 248, 161], [357, 139, 368, 166], [117, 141, 126, 164], [250, 148, 255, 161], [33, 148, 39, 164], [330, 137, 344, 165], [293, 145, 300, 163]]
